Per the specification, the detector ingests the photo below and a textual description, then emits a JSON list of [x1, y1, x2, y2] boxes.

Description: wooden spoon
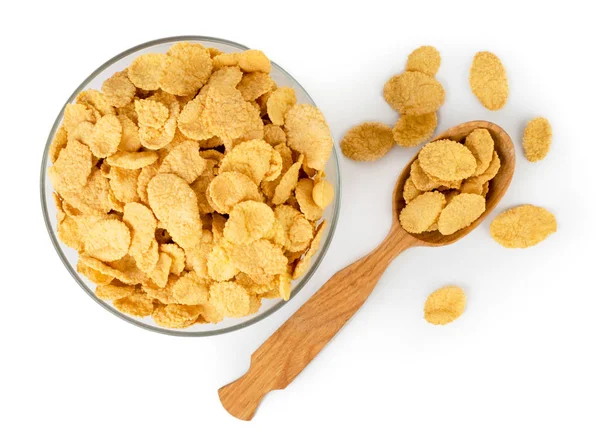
[[218, 120, 515, 420]]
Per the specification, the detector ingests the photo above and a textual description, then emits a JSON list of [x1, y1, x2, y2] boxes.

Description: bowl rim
[[40, 35, 342, 337]]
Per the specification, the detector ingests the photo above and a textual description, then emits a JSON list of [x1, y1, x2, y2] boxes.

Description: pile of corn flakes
[[399, 128, 499, 235], [49, 42, 335, 328]]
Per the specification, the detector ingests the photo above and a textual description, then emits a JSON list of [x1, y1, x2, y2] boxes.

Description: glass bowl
[[40, 36, 341, 337]]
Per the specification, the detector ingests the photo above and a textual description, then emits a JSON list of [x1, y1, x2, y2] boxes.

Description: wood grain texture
[[219, 121, 515, 421]]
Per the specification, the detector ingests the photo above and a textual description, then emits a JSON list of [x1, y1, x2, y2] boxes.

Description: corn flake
[[207, 244, 239, 281], [403, 176, 423, 203], [237, 72, 274, 101], [464, 128, 494, 175], [522, 117, 552, 162], [405, 46, 441, 77], [295, 178, 323, 220], [284, 104, 333, 170], [437, 193, 486, 235], [399, 191, 446, 234], [128, 53, 165, 90], [158, 140, 206, 183], [340, 122, 394, 161], [209, 282, 259, 318], [114, 290, 154, 317], [96, 283, 135, 300], [219, 139, 280, 185], [424, 286, 466, 325], [419, 140, 476, 181], [207, 171, 261, 214], [469, 51, 509, 110], [230, 239, 287, 276], [224, 200, 275, 244], [159, 42, 212, 96], [238, 50, 271, 73], [267, 87, 297, 126], [292, 220, 326, 279], [263, 124, 287, 146], [490, 205, 556, 248], [383, 71, 445, 115], [102, 71, 136, 108], [312, 179, 334, 209], [392, 113, 437, 147], [152, 303, 202, 328], [90, 114, 122, 158]]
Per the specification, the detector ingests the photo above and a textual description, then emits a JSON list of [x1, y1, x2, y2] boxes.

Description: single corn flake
[[158, 140, 206, 184], [399, 191, 446, 234], [49, 125, 68, 164], [273, 205, 312, 252], [267, 87, 297, 126], [410, 160, 448, 191], [272, 160, 302, 205], [159, 42, 212, 96], [224, 200, 275, 244], [405, 46, 441, 77], [219, 139, 281, 184], [284, 104, 333, 170], [230, 239, 288, 276], [48, 139, 93, 191], [148, 252, 172, 288], [312, 180, 334, 209], [437, 193, 486, 235], [152, 303, 203, 328], [464, 128, 495, 175], [522, 117, 552, 162], [341, 122, 395, 161], [383, 71, 445, 115], [191, 174, 215, 214], [212, 52, 240, 70], [90, 114, 122, 158], [295, 179, 323, 220], [128, 53, 165, 90], [160, 243, 186, 275], [136, 163, 159, 204], [147, 173, 203, 250], [207, 244, 239, 281], [114, 291, 154, 318], [462, 150, 501, 190], [101, 70, 136, 108], [117, 114, 142, 152], [238, 50, 271, 73], [403, 176, 423, 203], [123, 202, 157, 256], [95, 284, 135, 300], [424, 286, 466, 325], [490, 205, 556, 248], [469, 51, 509, 110], [107, 166, 141, 204], [207, 171, 261, 214], [177, 93, 212, 141], [419, 140, 476, 181], [237, 72, 274, 101], [68, 121, 94, 147], [392, 113, 437, 147], [77, 258, 114, 285], [170, 271, 210, 305], [202, 85, 259, 141], [209, 282, 259, 318], [106, 150, 158, 170], [263, 124, 287, 146], [82, 219, 131, 263], [135, 99, 169, 129], [292, 220, 326, 279], [63, 103, 97, 134], [76, 89, 115, 117]]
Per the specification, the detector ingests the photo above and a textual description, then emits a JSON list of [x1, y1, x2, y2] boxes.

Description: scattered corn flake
[[95, 283, 135, 300], [159, 42, 212, 96], [490, 205, 556, 248], [292, 220, 326, 280], [272, 160, 302, 205], [263, 124, 287, 146], [469, 51, 509, 110], [152, 303, 202, 328], [284, 104, 333, 170], [238, 50, 271, 73], [160, 243, 185, 275], [237, 72, 274, 101], [123, 202, 157, 256], [224, 200, 275, 244], [464, 128, 494, 175], [219, 139, 280, 184], [84, 219, 131, 262], [101, 70, 136, 108], [424, 286, 466, 325], [147, 173, 203, 250], [212, 52, 240, 70], [403, 176, 423, 203], [295, 179, 323, 220], [437, 193, 486, 235], [207, 171, 261, 214], [158, 140, 206, 184], [90, 114, 122, 158], [405, 46, 441, 77], [383, 71, 445, 115], [230, 239, 287, 276], [312, 180, 334, 209], [522, 117, 552, 162], [128, 53, 165, 90], [76, 89, 115, 117], [392, 113, 437, 147], [114, 290, 154, 317], [419, 139, 476, 181], [340, 122, 394, 161], [63, 103, 96, 134], [399, 191, 446, 234], [267, 87, 297, 126]]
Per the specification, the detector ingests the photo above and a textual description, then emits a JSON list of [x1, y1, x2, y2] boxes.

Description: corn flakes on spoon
[[219, 121, 515, 421]]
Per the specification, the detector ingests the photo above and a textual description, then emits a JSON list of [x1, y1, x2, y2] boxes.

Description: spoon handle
[[218, 228, 415, 420]]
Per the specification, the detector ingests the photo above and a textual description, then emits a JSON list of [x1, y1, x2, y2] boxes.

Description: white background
[[1, 0, 599, 435]]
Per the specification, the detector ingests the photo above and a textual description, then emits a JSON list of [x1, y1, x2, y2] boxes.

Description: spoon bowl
[[218, 120, 516, 420], [391, 120, 515, 247]]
